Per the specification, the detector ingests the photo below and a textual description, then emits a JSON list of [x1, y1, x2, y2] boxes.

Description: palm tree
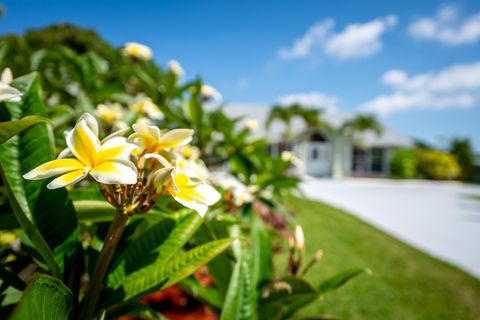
[[265, 104, 297, 140], [331, 114, 382, 179]]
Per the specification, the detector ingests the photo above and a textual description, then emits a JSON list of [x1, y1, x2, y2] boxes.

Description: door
[[306, 142, 330, 176]]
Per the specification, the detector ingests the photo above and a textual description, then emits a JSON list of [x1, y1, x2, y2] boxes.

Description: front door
[[306, 142, 330, 176]]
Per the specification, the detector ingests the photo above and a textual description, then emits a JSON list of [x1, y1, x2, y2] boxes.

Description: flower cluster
[[23, 113, 220, 216]]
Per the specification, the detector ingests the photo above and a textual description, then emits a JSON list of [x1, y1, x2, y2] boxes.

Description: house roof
[[224, 103, 414, 148]]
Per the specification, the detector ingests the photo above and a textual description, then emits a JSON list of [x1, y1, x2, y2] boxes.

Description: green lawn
[[280, 196, 480, 320]]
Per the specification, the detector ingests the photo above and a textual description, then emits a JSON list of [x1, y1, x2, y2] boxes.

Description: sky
[[1, 0, 480, 151]]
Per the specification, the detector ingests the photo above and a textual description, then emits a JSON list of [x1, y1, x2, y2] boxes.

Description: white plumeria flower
[[122, 42, 153, 60], [1, 68, 13, 84], [281, 150, 302, 167], [245, 119, 258, 130], [209, 171, 257, 206], [129, 120, 193, 153], [200, 84, 222, 102], [96, 103, 124, 123], [294, 225, 305, 251], [0, 68, 22, 103], [168, 60, 184, 77], [129, 97, 164, 120], [23, 113, 138, 189], [145, 154, 220, 217]]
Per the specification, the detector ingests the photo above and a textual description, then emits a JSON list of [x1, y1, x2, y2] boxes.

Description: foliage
[[0, 23, 361, 319], [415, 149, 461, 180], [390, 149, 417, 179], [450, 138, 475, 180]]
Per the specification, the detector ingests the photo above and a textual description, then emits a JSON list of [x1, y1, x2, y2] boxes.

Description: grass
[[279, 196, 480, 320]]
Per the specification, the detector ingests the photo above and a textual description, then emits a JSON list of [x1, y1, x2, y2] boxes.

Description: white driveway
[[301, 178, 480, 278]]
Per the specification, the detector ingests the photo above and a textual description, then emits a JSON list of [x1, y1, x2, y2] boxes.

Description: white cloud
[[409, 4, 480, 45], [278, 15, 397, 61], [361, 61, 480, 115], [278, 20, 334, 60], [277, 92, 338, 110], [325, 15, 397, 60]]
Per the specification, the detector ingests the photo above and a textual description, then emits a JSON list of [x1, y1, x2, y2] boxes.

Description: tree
[[331, 114, 383, 179], [450, 138, 474, 180]]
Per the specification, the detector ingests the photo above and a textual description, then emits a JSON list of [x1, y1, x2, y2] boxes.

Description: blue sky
[[2, 0, 480, 151]]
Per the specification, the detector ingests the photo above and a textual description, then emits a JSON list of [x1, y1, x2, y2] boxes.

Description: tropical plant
[[0, 23, 364, 319]]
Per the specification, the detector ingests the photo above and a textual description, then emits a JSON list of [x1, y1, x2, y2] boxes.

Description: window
[[371, 148, 384, 173], [311, 148, 318, 160]]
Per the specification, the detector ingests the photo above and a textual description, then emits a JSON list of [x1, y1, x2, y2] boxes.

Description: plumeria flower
[[200, 84, 222, 102], [0, 68, 22, 103], [281, 150, 303, 167], [96, 103, 127, 129], [245, 119, 259, 130], [1, 68, 13, 84], [23, 113, 138, 189], [168, 59, 184, 77], [122, 42, 153, 60], [129, 120, 193, 153], [129, 97, 164, 120], [145, 154, 220, 217], [209, 171, 257, 206]]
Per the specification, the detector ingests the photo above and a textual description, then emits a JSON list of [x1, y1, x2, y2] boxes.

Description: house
[[225, 104, 414, 178]]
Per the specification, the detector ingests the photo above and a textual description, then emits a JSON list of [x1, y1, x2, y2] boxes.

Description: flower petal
[[95, 137, 138, 165], [173, 196, 208, 217], [102, 127, 130, 143], [1, 68, 13, 84], [47, 170, 87, 189], [66, 117, 101, 166], [0, 82, 22, 103], [57, 148, 73, 159], [194, 183, 221, 206], [89, 160, 137, 185], [77, 113, 99, 137], [23, 158, 85, 180], [143, 153, 172, 168], [157, 129, 194, 149]]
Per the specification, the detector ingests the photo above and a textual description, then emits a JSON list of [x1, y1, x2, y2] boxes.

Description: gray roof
[[224, 103, 413, 148]]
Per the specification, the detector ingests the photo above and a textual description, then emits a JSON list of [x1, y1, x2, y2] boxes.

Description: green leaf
[[318, 268, 366, 294], [0, 116, 52, 145], [220, 254, 255, 320], [220, 226, 255, 320], [11, 274, 73, 320], [104, 238, 234, 311], [251, 220, 272, 292], [259, 277, 319, 320], [107, 211, 203, 289], [180, 277, 223, 309], [0, 73, 80, 278]]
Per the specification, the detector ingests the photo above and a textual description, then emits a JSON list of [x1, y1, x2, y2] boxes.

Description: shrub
[[449, 138, 475, 181], [390, 149, 416, 179], [415, 149, 461, 180]]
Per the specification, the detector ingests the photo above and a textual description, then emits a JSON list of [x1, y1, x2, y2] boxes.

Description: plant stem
[[79, 211, 129, 320]]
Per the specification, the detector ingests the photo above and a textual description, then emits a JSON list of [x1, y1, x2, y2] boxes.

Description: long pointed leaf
[[0, 73, 80, 277], [10, 274, 73, 320], [104, 238, 234, 311], [107, 211, 203, 289], [0, 116, 52, 145], [318, 268, 366, 294]]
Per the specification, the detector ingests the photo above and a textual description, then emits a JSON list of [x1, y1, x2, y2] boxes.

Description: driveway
[[301, 178, 480, 278]]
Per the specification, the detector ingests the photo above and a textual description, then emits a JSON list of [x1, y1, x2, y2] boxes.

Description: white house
[[225, 104, 413, 178]]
